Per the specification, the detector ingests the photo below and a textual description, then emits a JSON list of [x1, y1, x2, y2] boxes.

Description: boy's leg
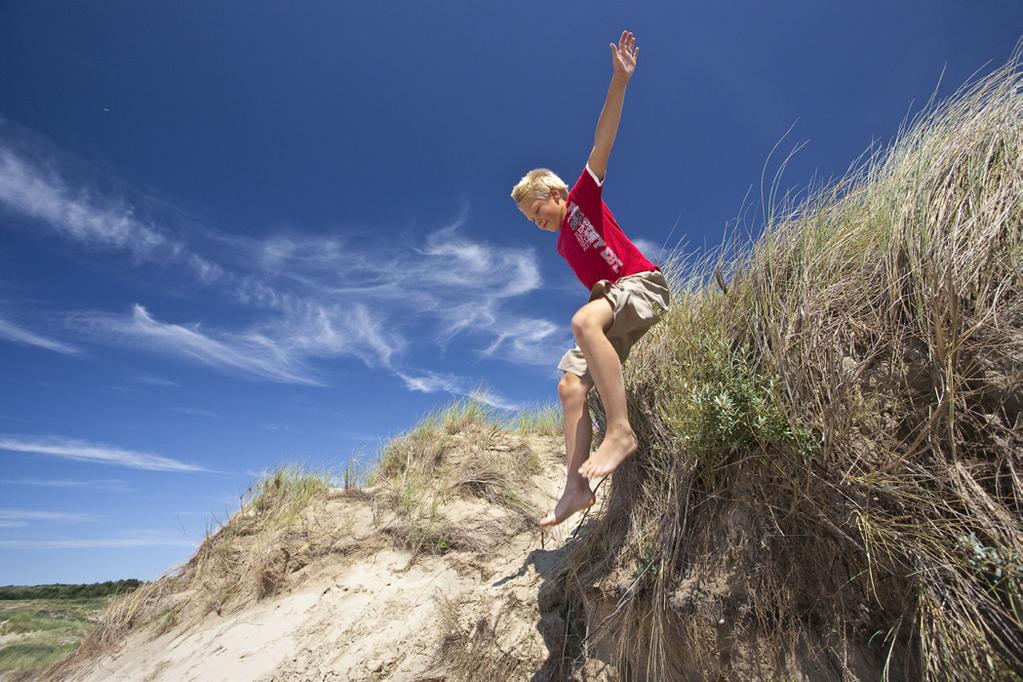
[[570, 298, 638, 479], [538, 371, 597, 527]]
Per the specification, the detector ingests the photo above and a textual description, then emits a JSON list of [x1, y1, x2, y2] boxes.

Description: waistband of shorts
[[588, 267, 663, 294], [620, 266, 662, 281]]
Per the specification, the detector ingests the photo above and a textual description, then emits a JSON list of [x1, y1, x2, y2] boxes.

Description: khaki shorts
[[558, 269, 671, 381]]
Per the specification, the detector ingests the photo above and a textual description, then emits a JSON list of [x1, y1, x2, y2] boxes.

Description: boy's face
[[517, 188, 565, 233]]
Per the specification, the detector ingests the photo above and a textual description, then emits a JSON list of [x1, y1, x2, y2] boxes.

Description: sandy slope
[[61, 433, 614, 682]]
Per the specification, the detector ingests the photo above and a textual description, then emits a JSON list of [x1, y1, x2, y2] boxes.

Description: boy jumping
[[511, 30, 671, 528]]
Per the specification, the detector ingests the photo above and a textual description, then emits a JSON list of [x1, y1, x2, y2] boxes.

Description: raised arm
[[587, 30, 639, 183]]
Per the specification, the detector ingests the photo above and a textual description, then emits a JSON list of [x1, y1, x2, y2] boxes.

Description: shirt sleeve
[[567, 164, 603, 213]]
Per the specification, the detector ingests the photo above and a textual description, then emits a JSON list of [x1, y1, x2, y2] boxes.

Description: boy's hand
[[610, 30, 638, 82]]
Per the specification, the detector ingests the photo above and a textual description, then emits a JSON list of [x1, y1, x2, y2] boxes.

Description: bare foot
[[578, 428, 637, 479], [538, 485, 596, 527]]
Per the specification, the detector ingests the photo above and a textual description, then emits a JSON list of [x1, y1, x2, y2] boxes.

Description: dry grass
[[510, 401, 562, 437], [367, 396, 549, 562], [555, 53, 1023, 680]]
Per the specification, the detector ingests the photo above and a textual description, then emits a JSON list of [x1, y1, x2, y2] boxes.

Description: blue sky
[[1, 2, 1020, 585]]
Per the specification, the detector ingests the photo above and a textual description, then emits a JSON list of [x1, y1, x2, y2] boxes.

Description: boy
[[511, 30, 671, 528]]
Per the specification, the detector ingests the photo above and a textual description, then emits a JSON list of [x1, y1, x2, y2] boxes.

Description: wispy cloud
[[397, 370, 467, 395], [0, 508, 95, 528], [260, 423, 300, 432], [67, 298, 413, 387], [71, 304, 326, 386], [478, 314, 563, 366], [99, 384, 142, 397], [396, 370, 523, 411], [0, 434, 208, 472], [0, 315, 79, 354], [171, 407, 222, 420], [220, 225, 564, 375], [0, 124, 556, 408], [467, 389, 522, 412], [632, 238, 666, 265], [235, 224, 555, 357], [0, 533, 197, 549], [0, 133, 222, 282], [0, 478, 130, 491], [133, 374, 180, 387]]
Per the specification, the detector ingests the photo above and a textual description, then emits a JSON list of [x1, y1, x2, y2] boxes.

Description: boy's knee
[[558, 372, 590, 404], [570, 300, 612, 340], [570, 310, 599, 339]]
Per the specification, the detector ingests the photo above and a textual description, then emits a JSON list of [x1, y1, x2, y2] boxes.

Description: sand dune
[[54, 430, 619, 681]]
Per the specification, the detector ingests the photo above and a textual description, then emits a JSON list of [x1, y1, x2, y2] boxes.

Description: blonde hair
[[510, 168, 568, 204]]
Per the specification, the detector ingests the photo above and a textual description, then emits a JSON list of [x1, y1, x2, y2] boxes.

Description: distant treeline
[[0, 579, 142, 600]]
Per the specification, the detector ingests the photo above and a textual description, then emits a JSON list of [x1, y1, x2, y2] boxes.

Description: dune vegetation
[[0, 597, 112, 681], [554, 53, 1023, 679]]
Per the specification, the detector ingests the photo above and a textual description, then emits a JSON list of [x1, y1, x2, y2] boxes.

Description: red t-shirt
[[556, 165, 656, 290]]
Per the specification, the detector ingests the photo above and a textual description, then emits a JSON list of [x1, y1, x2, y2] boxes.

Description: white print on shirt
[[567, 204, 622, 273]]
